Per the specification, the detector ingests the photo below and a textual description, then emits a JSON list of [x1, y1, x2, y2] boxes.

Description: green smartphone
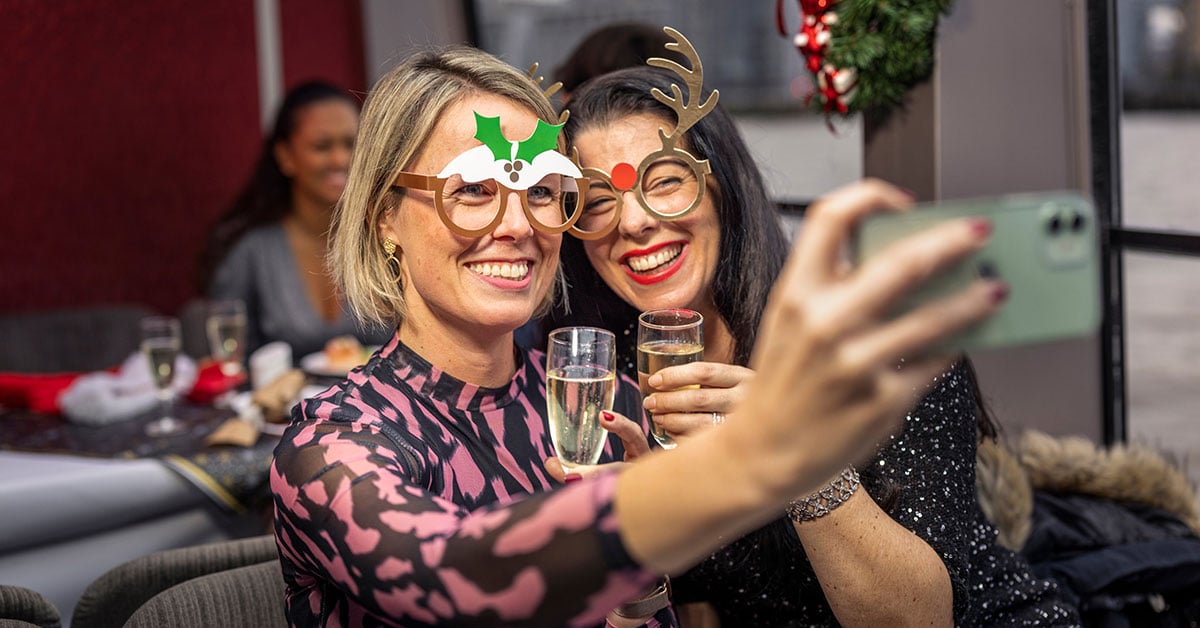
[[853, 191, 1101, 352]]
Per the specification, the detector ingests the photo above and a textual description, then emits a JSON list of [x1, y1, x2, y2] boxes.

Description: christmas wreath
[[777, 0, 956, 117]]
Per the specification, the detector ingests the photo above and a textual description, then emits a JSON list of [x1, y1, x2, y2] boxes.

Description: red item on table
[[186, 360, 247, 404], [0, 371, 89, 414]]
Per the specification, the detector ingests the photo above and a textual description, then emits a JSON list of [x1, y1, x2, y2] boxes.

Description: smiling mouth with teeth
[[467, 261, 530, 280], [626, 243, 684, 273]]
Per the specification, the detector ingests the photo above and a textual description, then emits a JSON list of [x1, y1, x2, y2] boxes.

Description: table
[[0, 404, 277, 625]]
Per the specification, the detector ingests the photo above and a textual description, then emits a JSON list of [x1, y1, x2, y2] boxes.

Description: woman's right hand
[[729, 179, 1005, 494]]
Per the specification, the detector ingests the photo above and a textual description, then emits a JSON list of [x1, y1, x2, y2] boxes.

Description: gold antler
[[526, 62, 563, 99], [646, 27, 719, 149]]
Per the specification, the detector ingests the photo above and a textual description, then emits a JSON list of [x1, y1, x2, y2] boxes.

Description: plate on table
[[299, 347, 378, 377]]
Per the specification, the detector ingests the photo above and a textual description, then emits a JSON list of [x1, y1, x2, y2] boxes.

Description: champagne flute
[[141, 316, 183, 437], [637, 308, 704, 450], [546, 327, 617, 472], [206, 299, 248, 377]]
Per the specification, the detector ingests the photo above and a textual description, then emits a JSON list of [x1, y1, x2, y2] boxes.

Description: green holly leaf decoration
[[820, 0, 956, 116], [515, 119, 564, 164], [473, 113, 512, 161]]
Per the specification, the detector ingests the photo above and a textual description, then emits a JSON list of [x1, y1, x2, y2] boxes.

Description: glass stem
[[160, 388, 173, 420]]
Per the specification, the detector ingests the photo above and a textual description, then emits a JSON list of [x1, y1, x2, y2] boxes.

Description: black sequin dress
[[662, 361, 1082, 627]]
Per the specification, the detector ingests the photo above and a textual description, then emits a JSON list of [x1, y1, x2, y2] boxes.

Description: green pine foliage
[[818, 0, 956, 115]]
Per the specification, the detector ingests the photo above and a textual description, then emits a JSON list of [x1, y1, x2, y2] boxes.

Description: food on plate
[[323, 335, 366, 369]]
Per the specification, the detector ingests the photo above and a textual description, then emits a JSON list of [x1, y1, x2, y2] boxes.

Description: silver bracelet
[[786, 466, 860, 522]]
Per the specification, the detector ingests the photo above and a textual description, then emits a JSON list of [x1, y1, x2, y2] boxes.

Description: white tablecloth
[[0, 451, 235, 625]]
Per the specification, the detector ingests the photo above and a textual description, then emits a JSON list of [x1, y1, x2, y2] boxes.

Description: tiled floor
[[1121, 111, 1200, 487]]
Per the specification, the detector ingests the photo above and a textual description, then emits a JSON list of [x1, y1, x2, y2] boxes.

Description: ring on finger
[[711, 412, 726, 425]]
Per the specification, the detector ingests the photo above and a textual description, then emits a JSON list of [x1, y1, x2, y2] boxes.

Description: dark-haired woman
[[199, 81, 391, 359], [547, 65, 1080, 627]]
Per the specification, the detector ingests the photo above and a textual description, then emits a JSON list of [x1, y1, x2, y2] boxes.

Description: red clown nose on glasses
[[611, 162, 639, 192]]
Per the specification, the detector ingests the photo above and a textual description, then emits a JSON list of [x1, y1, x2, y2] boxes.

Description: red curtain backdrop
[[0, 0, 365, 316], [281, 0, 367, 99]]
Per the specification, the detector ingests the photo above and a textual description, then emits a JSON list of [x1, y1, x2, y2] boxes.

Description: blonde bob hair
[[330, 47, 561, 328]]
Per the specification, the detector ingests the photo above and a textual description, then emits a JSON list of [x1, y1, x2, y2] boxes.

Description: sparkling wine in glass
[[206, 299, 248, 377], [141, 316, 183, 437], [637, 308, 704, 450], [546, 327, 617, 472]]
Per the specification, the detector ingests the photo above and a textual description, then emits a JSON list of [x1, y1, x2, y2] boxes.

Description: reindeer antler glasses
[[568, 27, 720, 240]]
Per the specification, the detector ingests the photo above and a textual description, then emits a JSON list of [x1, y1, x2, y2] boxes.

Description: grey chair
[[0, 584, 60, 628], [123, 560, 286, 628], [176, 298, 211, 361], [71, 535, 277, 628], [0, 305, 154, 372]]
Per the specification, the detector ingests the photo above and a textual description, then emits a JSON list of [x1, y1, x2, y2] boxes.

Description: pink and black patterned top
[[270, 335, 673, 627]]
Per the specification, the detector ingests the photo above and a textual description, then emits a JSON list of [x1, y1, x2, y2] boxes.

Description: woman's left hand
[[642, 361, 754, 442], [544, 410, 652, 482]]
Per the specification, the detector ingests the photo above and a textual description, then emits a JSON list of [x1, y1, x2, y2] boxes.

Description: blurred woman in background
[[199, 81, 391, 360]]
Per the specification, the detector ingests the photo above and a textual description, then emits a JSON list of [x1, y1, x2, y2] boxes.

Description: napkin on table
[[60, 351, 197, 426]]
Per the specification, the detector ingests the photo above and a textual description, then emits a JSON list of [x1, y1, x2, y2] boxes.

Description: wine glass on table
[[545, 327, 616, 472], [206, 299, 247, 378], [637, 308, 704, 450], [141, 316, 184, 437]]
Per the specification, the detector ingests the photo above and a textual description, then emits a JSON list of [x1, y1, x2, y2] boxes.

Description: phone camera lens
[[1070, 212, 1087, 232], [977, 260, 999, 279]]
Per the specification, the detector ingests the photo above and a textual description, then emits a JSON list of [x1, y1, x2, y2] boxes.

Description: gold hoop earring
[[383, 238, 402, 285]]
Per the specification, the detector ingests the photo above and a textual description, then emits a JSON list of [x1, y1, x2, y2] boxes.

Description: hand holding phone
[[853, 192, 1101, 353]]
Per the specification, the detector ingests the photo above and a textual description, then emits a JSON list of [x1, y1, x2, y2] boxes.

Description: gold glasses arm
[[392, 171, 441, 191], [526, 62, 563, 100], [647, 26, 720, 149]]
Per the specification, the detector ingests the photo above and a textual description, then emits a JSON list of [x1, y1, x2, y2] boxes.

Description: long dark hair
[[197, 81, 356, 293], [544, 66, 791, 368]]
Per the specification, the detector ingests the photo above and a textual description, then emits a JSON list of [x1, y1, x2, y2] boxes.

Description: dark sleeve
[[271, 419, 658, 627], [862, 362, 979, 624]]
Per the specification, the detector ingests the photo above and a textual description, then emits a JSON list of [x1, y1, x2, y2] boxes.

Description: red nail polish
[[970, 218, 993, 238], [601, 411, 615, 422], [990, 282, 1010, 303], [564, 474, 582, 483]]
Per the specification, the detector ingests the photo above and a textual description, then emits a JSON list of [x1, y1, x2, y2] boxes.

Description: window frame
[[1090, 0, 1200, 445]]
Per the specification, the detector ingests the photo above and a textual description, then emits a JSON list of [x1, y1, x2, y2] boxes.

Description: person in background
[[547, 64, 1080, 626], [553, 22, 676, 103], [199, 81, 392, 360], [268, 46, 1002, 627]]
